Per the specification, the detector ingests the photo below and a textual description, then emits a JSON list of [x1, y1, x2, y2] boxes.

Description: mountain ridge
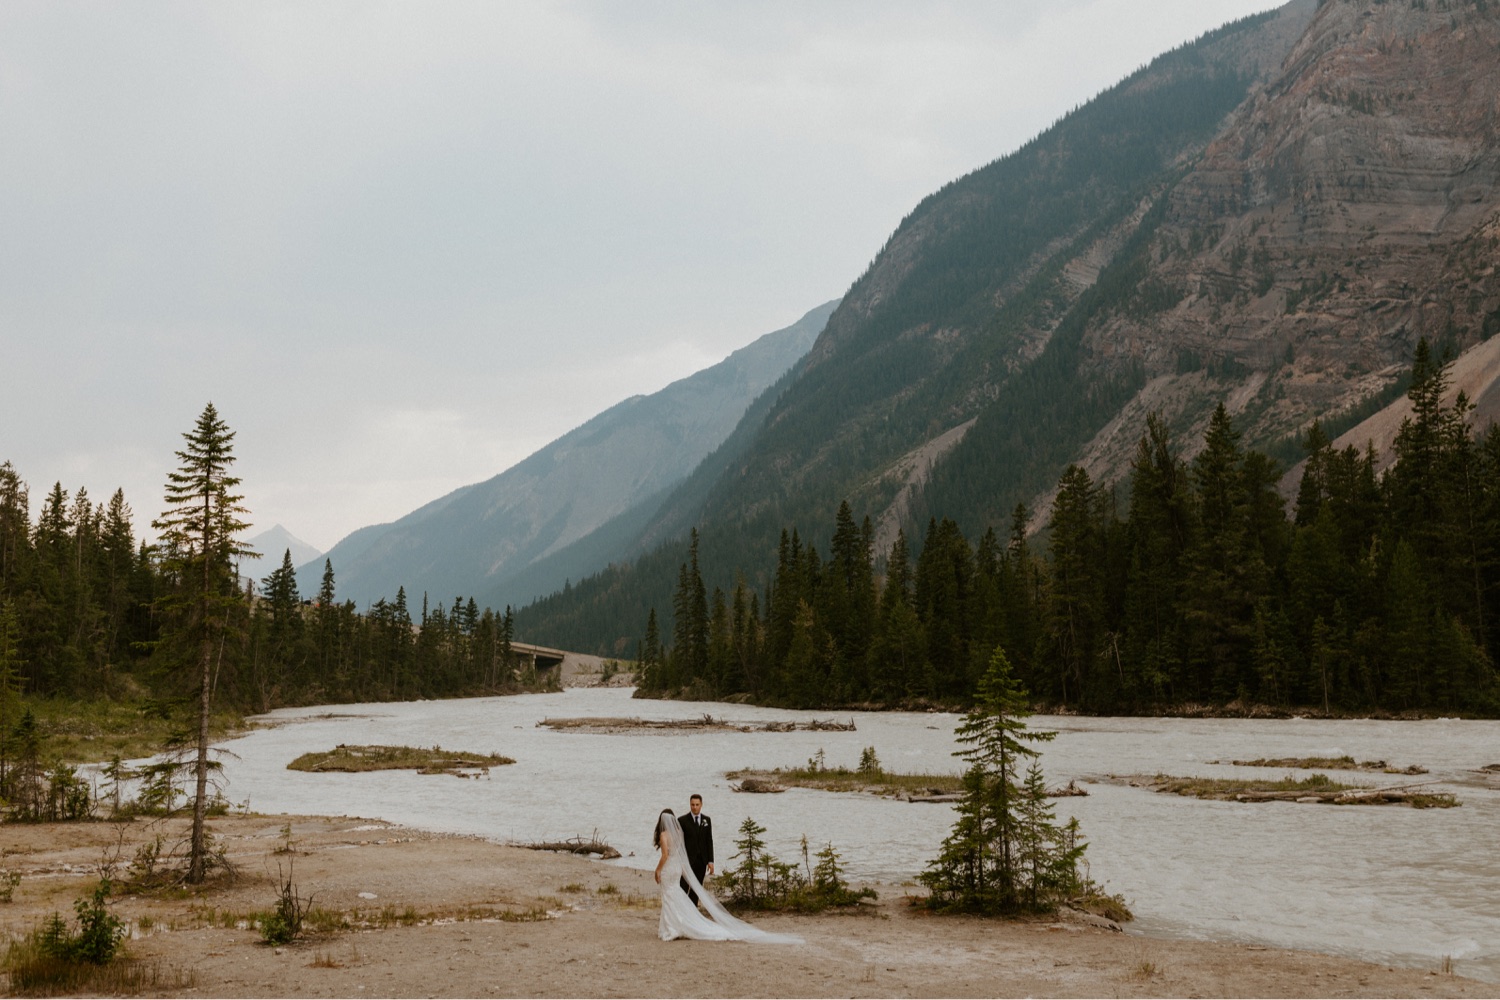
[[518, 0, 1500, 656], [299, 300, 839, 607]]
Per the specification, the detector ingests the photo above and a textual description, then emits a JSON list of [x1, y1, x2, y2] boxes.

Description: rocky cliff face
[[1061, 0, 1500, 492], [689, 2, 1327, 545], [711, 1, 1500, 545]]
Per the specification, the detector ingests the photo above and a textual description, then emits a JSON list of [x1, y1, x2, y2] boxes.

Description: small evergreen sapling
[[921, 645, 1089, 914]]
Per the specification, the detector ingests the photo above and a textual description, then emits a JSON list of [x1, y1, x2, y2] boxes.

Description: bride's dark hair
[[653, 808, 675, 848]]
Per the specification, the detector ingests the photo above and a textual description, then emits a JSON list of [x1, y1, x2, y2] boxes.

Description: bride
[[653, 809, 801, 944]]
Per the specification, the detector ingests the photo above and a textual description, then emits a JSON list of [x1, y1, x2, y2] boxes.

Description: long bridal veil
[[657, 812, 802, 945]]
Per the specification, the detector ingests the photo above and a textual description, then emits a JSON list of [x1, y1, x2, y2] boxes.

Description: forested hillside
[[518, 4, 1318, 655], [520, 0, 1500, 687], [624, 344, 1498, 716]]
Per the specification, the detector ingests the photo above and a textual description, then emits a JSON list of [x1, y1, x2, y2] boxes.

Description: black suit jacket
[[681, 811, 714, 868]]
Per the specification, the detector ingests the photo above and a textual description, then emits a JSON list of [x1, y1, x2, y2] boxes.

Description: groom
[[679, 793, 714, 904]]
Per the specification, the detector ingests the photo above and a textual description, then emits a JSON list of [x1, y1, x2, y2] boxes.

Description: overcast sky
[[1, 0, 1286, 553]]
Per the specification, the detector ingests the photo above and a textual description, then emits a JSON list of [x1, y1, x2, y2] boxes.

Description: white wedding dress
[[655, 813, 801, 944]]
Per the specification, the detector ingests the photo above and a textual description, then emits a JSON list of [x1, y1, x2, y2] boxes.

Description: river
[[210, 687, 1499, 981]]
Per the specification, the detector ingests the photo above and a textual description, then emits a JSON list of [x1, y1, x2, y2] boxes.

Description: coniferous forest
[[6, 340, 1500, 727], [0, 445, 541, 723], [633, 341, 1500, 717]]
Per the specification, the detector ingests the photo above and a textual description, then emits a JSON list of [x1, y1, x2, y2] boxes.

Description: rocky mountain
[[518, 0, 1500, 654], [696, 0, 1500, 538], [241, 524, 321, 584], [298, 300, 838, 608], [1280, 327, 1500, 493], [1047, 0, 1500, 496]]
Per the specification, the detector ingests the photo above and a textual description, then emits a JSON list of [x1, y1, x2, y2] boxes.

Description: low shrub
[[716, 818, 877, 913], [258, 868, 313, 946], [2, 879, 127, 995]]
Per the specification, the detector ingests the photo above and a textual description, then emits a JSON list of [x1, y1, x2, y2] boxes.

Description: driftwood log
[[522, 837, 621, 860], [1059, 906, 1122, 933], [539, 716, 856, 733], [901, 792, 963, 803], [1232, 780, 1455, 806]]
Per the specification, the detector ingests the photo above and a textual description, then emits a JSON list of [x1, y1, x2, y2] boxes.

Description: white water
[[210, 688, 1500, 981]]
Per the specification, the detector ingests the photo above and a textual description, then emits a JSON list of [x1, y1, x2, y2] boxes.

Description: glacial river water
[[208, 687, 1500, 981]]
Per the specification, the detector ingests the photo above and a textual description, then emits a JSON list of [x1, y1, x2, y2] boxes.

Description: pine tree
[[638, 608, 664, 691], [1012, 761, 1085, 910], [1043, 466, 1105, 705], [707, 586, 731, 695], [314, 560, 339, 678], [500, 605, 516, 684], [316, 560, 336, 609], [1294, 421, 1330, 526], [0, 600, 23, 795], [0, 462, 31, 591], [728, 578, 757, 694], [98, 488, 137, 692], [870, 530, 925, 699], [1121, 416, 1192, 702], [6, 707, 46, 820], [915, 518, 976, 700], [1387, 338, 1447, 534], [1182, 404, 1260, 701], [262, 551, 301, 622], [151, 402, 254, 883], [669, 530, 710, 688], [920, 646, 1062, 913]]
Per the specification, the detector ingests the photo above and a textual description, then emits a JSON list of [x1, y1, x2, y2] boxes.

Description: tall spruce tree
[[1044, 465, 1107, 705], [0, 600, 23, 795], [152, 402, 254, 883], [869, 530, 924, 699], [638, 608, 664, 690], [921, 646, 1077, 913], [1122, 415, 1192, 701]]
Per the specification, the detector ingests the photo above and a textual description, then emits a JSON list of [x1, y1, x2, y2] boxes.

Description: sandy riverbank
[[0, 814, 1484, 998]]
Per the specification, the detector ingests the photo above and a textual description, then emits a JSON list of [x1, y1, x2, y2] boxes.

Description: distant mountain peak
[[242, 524, 323, 584], [300, 299, 840, 607]]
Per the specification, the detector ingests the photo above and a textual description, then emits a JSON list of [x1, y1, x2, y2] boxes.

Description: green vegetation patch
[[0, 877, 196, 995], [717, 817, 877, 913], [727, 766, 962, 798], [1153, 772, 1354, 797], [286, 744, 513, 776], [22, 697, 244, 766]]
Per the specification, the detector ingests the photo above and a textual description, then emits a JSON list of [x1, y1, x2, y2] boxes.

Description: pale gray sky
[[1, 0, 1284, 553]]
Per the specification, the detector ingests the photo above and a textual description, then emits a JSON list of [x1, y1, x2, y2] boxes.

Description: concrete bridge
[[511, 642, 634, 688], [510, 641, 567, 675]]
